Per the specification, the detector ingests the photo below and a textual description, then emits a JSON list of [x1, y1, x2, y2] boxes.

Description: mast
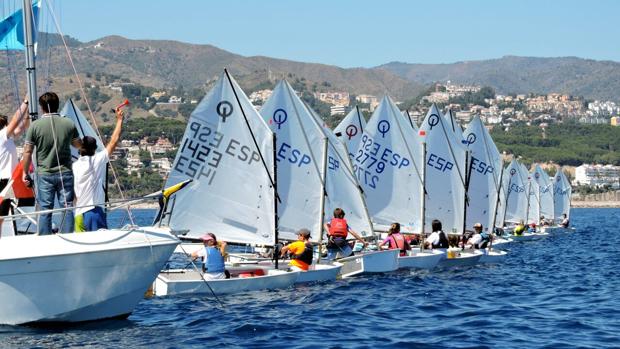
[[489, 159, 505, 248], [273, 133, 279, 269], [22, 0, 38, 120], [420, 139, 427, 249], [316, 137, 328, 263], [462, 150, 472, 248]]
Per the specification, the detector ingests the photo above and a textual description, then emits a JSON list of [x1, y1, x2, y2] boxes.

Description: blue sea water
[[1, 208, 619, 348]]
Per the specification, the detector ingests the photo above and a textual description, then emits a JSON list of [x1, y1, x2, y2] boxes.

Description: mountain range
[[1, 34, 619, 106]]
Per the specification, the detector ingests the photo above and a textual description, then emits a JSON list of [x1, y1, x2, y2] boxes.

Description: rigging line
[[355, 105, 363, 129], [44, 1, 134, 225], [223, 68, 280, 203], [283, 80, 325, 187]]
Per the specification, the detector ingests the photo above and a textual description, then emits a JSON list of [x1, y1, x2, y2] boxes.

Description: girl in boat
[[379, 223, 410, 256], [191, 233, 227, 280]]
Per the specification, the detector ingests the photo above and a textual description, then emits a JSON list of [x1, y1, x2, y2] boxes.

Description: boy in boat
[[424, 219, 449, 249], [280, 228, 313, 271], [379, 223, 410, 256], [465, 223, 490, 249], [22, 92, 84, 234], [323, 208, 367, 260], [191, 233, 227, 280], [559, 213, 570, 228], [513, 220, 526, 236], [73, 107, 125, 232], [0, 98, 30, 236]]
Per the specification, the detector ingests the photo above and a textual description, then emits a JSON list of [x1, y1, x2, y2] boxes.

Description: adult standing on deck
[[22, 92, 83, 234], [0, 98, 30, 236], [73, 107, 125, 232]]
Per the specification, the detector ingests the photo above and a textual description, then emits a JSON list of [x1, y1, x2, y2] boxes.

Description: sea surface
[[1, 208, 619, 348]]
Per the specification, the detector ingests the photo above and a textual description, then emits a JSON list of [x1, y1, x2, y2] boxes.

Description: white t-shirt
[[73, 151, 108, 215], [426, 232, 440, 246], [0, 128, 18, 179], [468, 233, 482, 247]]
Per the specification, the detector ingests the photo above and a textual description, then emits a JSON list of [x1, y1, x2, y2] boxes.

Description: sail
[[463, 116, 502, 232], [0, 0, 40, 51], [553, 168, 571, 221], [495, 172, 507, 227], [354, 96, 423, 232], [306, 106, 373, 238], [444, 109, 463, 141], [333, 106, 366, 159], [61, 99, 105, 160], [402, 110, 419, 131], [525, 165, 540, 225], [503, 160, 528, 224], [420, 104, 467, 233], [261, 80, 326, 242], [165, 71, 276, 245], [532, 165, 554, 221]]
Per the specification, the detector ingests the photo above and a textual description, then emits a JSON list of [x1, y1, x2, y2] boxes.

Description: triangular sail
[[61, 99, 105, 161], [553, 169, 571, 221], [354, 96, 423, 231], [402, 110, 419, 131], [444, 109, 463, 141], [334, 106, 366, 159], [532, 165, 554, 221], [261, 80, 325, 242], [502, 160, 528, 224], [0, 0, 40, 51], [165, 71, 276, 245], [525, 165, 540, 225], [463, 116, 502, 232], [420, 104, 467, 233]]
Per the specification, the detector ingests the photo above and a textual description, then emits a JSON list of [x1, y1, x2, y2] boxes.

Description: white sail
[[525, 165, 540, 225], [334, 106, 366, 159], [463, 116, 502, 232], [402, 110, 419, 131], [420, 104, 467, 233], [503, 160, 528, 224], [354, 96, 423, 231], [165, 71, 276, 245], [553, 168, 571, 221], [261, 80, 326, 242], [305, 106, 373, 238], [532, 165, 554, 221], [495, 171, 507, 227], [61, 99, 105, 160], [444, 109, 463, 141]]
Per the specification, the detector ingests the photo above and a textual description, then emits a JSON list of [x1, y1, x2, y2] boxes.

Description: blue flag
[[0, 1, 40, 51]]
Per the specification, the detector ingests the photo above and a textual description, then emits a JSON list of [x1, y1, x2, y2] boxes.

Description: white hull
[[398, 249, 445, 269], [510, 231, 550, 241], [491, 237, 514, 246], [479, 249, 508, 263], [295, 263, 342, 283], [338, 249, 399, 278], [153, 268, 299, 296], [0, 227, 179, 325], [437, 248, 483, 268], [541, 226, 574, 234]]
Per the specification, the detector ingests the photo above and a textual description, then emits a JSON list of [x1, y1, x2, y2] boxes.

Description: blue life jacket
[[204, 246, 225, 273]]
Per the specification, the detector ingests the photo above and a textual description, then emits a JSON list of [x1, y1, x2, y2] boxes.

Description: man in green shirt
[[22, 92, 83, 234]]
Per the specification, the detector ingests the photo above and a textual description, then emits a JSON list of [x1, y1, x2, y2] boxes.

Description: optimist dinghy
[[397, 248, 445, 269]]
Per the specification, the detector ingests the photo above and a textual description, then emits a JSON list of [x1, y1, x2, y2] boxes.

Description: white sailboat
[[532, 164, 554, 224], [0, 1, 180, 325], [544, 168, 573, 233], [152, 71, 301, 296], [463, 116, 507, 263], [334, 106, 366, 160], [419, 104, 482, 267]]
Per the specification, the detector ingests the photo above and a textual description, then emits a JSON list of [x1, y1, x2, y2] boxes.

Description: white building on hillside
[[574, 164, 620, 188]]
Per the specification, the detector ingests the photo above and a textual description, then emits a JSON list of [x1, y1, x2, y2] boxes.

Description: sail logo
[[427, 153, 453, 172], [427, 113, 440, 130], [471, 156, 493, 175], [465, 133, 476, 145], [346, 125, 358, 140], [510, 168, 517, 176], [272, 109, 287, 130], [216, 101, 233, 123], [377, 120, 390, 138], [276, 142, 311, 167]]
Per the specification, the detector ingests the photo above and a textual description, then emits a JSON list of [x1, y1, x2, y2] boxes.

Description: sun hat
[[199, 234, 215, 242]]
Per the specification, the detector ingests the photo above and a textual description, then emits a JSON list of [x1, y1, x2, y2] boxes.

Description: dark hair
[[333, 208, 345, 219], [80, 136, 97, 156], [388, 223, 400, 235], [207, 232, 217, 244], [431, 219, 442, 232], [39, 92, 60, 114], [297, 228, 311, 239], [0, 114, 7, 129]]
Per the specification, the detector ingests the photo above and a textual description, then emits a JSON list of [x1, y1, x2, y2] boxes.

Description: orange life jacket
[[388, 233, 407, 256], [329, 218, 348, 238]]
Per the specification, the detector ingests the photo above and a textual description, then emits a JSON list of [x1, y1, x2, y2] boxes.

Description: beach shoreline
[[571, 201, 620, 208]]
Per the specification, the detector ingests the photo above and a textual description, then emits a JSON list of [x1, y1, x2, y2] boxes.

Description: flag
[[0, 0, 41, 51]]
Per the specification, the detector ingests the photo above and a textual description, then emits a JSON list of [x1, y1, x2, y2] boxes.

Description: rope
[[44, 1, 135, 225]]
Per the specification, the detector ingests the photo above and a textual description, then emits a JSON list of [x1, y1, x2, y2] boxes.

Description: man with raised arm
[[22, 92, 83, 234], [0, 98, 30, 236], [73, 107, 125, 232]]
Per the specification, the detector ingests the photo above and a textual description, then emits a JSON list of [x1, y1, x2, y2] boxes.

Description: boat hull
[[0, 227, 179, 325], [479, 249, 508, 263], [338, 249, 399, 278], [510, 232, 549, 241], [153, 269, 299, 296], [295, 263, 342, 283], [398, 249, 445, 269], [437, 249, 483, 268]]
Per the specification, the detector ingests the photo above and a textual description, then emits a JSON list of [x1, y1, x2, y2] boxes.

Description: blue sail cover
[[0, 1, 40, 51]]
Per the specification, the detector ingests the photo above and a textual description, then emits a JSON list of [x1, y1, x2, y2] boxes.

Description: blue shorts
[[326, 244, 353, 260], [83, 206, 108, 231]]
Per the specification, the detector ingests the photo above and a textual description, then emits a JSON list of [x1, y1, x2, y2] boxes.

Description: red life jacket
[[389, 233, 407, 256], [329, 218, 348, 238]]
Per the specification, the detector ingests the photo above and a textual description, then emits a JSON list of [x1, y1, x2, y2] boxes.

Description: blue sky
[[42, 0, 620, 68]]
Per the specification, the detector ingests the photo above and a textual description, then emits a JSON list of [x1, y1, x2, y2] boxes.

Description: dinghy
[[398, 248, 445, 269], [437, 248, 484, 268], [338, 249, 400, 278], [543, 168, 573, 233]]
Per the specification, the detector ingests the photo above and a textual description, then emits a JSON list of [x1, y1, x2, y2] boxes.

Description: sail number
[[353, 134, 410, 189], [470, 156, 494, 176], [276, 142, 312, 167], [427, 153, 453, 172]]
